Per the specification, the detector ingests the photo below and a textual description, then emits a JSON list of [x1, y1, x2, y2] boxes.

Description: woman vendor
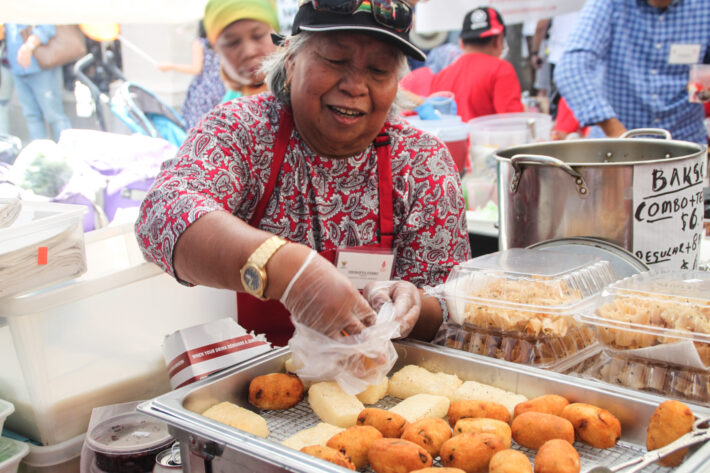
[[203, 0, 280, 102], [135, 0, 471, 347]]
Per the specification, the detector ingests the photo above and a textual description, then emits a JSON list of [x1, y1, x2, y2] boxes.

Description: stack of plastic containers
[[0, 198, 87, 299], [0, 220, 236, 472], [577, 270, 710, 404], [1, 399, 29, 473], [434, 248, 617, 371]]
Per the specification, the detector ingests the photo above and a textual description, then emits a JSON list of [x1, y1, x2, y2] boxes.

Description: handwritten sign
[[632, 156, 706, 270]]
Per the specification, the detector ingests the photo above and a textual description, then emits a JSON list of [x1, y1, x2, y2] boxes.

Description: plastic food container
[[86, 413, 172, 473], [0, 400, 13, 434], [468, 112, 551, 174], [0, 224, 236, 445], [435, 248, 617, 367], [0, 198, 87, 299], [20, 433, 85, 473], [579, 351, 710, 405], [579, 270, 710, 370], [406, 115, 469, 174], [0, 438, 30, 473]]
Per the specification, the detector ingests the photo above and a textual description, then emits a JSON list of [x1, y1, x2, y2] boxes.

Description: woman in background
[[157, 21, 225, 129], [203, 0, 280, 103]]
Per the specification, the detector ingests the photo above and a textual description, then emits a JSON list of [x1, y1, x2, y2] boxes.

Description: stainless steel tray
[[138, 340, 710, 473]]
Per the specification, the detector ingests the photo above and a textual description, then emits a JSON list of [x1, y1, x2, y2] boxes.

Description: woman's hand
[[17, 43, 35, 69], [363, 280, 422, 338], [281, 251, 377, 338]]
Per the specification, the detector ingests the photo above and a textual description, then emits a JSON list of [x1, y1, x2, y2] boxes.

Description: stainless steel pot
[[496, 129, 707, 270]]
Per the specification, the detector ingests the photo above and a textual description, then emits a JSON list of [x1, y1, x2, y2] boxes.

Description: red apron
[[237, 110, 395, 346]]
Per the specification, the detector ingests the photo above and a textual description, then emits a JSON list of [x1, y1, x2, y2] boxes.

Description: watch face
[[242, 266, 263, 293]]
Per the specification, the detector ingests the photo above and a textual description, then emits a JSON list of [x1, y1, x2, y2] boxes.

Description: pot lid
[[527, 237, 649, 279]]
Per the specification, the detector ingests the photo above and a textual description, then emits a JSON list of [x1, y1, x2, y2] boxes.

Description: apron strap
[[250, 112, 394, 250], [250, 110, 294, 226], [374, 133, 394, 249]]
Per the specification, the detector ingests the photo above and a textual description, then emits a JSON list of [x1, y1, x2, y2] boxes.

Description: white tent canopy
[[3, 0, 585, 29], [2, 0, 207, 25], [415, 0, 586, 33]]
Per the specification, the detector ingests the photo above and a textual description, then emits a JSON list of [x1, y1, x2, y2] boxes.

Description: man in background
[[555, 0, 710, 144], [430, 6, 523, 122]]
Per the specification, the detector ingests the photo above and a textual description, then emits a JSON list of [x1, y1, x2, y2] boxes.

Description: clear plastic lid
[[0, 437, 29, 468], [444, 248, 616, 315], [579, 271, 710, 368], [0, 399, 14, 435], [86, 412, 172, 456]]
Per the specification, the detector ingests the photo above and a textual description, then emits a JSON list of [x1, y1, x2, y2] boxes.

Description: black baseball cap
[[460, 6, 505, 41], [274, 1, 426, 62]]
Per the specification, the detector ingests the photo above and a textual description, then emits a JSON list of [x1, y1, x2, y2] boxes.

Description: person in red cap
[[430, 6, 523, 122]]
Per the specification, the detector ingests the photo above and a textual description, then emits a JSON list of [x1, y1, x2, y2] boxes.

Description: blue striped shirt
[[555, 0, 710, 144]]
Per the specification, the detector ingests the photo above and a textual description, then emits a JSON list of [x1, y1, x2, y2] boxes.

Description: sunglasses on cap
[[299, 0, 413, 33]]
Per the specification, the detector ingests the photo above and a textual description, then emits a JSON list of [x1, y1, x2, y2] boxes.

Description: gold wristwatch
[[240, 236, 288, 300]]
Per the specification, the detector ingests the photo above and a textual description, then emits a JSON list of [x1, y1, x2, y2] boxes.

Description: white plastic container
[[0, 400, 14, 435], [0, 438, 29, 473], [468, 112, 552, 173], [0, 199, 87, 299], [19, 433, 84, 473], [0, 224, 236, 445]]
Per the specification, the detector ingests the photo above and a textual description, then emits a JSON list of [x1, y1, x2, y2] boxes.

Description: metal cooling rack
[[259, 396, 675, 473]]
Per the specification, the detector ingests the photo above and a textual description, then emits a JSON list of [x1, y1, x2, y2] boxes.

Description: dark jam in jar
[[88, 413, 173, 473]]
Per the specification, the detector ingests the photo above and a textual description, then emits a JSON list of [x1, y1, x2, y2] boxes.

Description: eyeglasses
[[301, 0, 413, 33]]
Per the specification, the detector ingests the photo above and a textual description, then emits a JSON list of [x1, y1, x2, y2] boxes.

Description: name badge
[[335, 248, 394, 290], [668, 44, 701, 64]]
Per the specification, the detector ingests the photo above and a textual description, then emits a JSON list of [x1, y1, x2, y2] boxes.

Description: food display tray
[[138, 340, 710, 473]]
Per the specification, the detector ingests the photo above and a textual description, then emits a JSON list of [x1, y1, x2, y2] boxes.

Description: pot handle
[[620, 128, 672, 140], [510, 154, 589, 196]]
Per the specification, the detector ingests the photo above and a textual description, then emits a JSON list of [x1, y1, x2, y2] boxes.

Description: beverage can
[[153, 443, 182, 473]]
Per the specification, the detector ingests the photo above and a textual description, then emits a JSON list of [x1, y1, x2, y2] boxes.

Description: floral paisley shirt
[[135, 93, 471, 288]]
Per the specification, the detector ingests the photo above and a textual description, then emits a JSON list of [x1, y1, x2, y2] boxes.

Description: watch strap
[[247, 235, 288, 268], [242, 235, 288, 300]]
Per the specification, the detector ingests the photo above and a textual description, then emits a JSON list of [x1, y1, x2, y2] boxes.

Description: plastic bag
[[288, 302, 400, 395]]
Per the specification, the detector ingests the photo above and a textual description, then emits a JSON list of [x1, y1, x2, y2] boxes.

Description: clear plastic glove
[[363, 280, 422, 338], [289, 302, 400, 394], [281, 250, 377, 338]]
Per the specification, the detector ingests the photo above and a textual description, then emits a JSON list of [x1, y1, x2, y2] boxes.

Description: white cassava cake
[[388, 365, 462, 399], [451, 380, 528, 416], [281, 422, 345, 450], [356, 377, 389, 405], [388, 393, 450, 423], [308, 382, 364, 427], [201, 401, 269, 437]]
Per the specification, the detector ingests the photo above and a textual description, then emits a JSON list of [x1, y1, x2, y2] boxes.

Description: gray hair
[[262, 31, 413, 114]]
